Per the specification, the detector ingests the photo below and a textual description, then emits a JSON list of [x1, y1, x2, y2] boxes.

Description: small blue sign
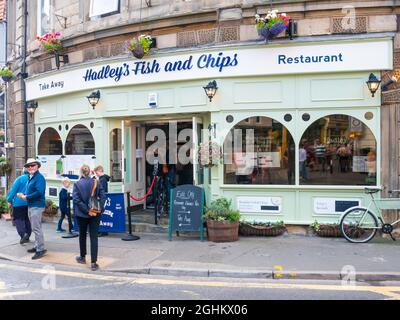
[[73, 193, 126, 233]]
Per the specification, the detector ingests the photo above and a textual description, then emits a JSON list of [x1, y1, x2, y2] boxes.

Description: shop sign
[[100, 193, 126, 233], [313, 197, 361, 214], [26, 39, 392, 100], [237, 196, 282, 213]]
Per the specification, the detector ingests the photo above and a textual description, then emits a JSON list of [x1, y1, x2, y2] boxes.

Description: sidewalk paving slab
[[1, 220, 400, 282]]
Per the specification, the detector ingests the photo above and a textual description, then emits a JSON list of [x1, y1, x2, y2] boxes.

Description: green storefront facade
[[26, 34, 393, 225]]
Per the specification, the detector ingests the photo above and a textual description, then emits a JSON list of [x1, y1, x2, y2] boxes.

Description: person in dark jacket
[[94, 165, 110, 193], [7, 169, 31, 244], [17, 158, 47, 260], [73, 164, 106, 271], [57, 177, 74, 233], [94, 165, 110, 237]]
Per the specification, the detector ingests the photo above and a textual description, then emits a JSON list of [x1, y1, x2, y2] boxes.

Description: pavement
[[1, 219, 400, 282]]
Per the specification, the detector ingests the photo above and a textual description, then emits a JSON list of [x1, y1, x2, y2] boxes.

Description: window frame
[[89, 0, 121, 18], [37, 127, 63, 156], [36, 0, 51, 36], [65, 124, 95, 156]]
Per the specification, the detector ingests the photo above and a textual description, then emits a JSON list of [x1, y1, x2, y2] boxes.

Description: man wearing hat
[[17, 158, 47, 260]]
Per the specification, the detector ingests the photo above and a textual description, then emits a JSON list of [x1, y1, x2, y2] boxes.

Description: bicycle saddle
[[364, 186, 383, 194]]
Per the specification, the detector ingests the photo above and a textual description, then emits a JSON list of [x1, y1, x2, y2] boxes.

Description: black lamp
[[87, 90, 101, 109], [366, 73, 381, 97], [26, 101, 38, 114], [203, 80, 218, 102]]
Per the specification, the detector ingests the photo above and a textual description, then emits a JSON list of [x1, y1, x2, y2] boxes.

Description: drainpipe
[[22, 0, 28, 161]]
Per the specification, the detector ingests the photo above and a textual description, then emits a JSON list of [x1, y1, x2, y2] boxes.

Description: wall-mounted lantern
[[26, 101, 38, 114], [203, 80, 218, 102], [366, 73, 398, 97], [87, 90, 101, 109]]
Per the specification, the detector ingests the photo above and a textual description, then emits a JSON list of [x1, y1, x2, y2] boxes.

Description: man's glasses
[[26, 164, 37, 168]]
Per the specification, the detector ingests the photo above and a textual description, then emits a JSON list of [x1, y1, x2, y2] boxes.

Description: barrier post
[[121, 191, 140, 241]]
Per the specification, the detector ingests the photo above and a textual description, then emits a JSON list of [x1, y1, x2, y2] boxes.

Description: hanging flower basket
[[198, 140, 222, 168], [128, 35, 153, 59], [255, 10, 290, 42], [37, 32, 63, 54], [0, 67, 13, 83]]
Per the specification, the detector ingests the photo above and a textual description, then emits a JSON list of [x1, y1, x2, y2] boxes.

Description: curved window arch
[[300, 114, 377, 186], [38, 127, 62, 155], [65, 125, 95, 155], [224, 116, 295, 185]]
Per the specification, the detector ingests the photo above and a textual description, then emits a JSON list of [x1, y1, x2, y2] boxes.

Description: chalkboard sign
[[168, 185, 204, 241]]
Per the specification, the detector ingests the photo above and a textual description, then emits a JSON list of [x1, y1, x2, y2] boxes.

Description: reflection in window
[[38, 128, 62, 155], [110, 129, 122, 182], [65, 125, 95, 155], [37, 0, 51, 36], [224, 117, 295, 185], [300, 115, 377, 186]]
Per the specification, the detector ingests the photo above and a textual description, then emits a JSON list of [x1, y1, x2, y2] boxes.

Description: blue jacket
[[25, 171, 46, 208], [73, 177, 106, 218], [7, 173, 29, 208], [59, 188, 70, 213]]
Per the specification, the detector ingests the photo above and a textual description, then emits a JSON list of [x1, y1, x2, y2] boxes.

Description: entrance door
[[193, 116, 204, 186], [123, 121, 146, 208]]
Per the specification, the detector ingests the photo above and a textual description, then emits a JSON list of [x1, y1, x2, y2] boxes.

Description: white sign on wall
[[26, 39, 393, 100], [313, 198, 361, 214], [237, 196, 282, 213]]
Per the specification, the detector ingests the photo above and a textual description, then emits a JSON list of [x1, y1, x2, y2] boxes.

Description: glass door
[[192, 116, 204, 186]]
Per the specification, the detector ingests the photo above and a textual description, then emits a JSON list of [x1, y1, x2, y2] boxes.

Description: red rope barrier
[[129, 177, 156, 202]]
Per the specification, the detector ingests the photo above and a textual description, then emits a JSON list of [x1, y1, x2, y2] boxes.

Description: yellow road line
[[0, 263, 399, 300]]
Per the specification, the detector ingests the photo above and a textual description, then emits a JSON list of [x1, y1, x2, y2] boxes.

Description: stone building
[[3, 0, 400, 227]]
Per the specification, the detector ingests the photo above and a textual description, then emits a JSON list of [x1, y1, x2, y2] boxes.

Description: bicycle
[[340, 186, 400, 243], [153, 174, 169, 224]]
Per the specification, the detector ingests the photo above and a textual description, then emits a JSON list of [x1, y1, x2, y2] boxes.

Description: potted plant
[[310, 220, 343, 238], [0, 67, 13, 82], [255, 9, 290, 42], [43, 199, 59, 222], [198, 140, 222, 168], [205, 197, 241, 242], [0, 196, 10, 220], [239, 220, 286, 237], [128, 35, 153, 59]]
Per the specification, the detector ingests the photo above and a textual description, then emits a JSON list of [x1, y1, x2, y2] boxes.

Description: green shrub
[[0, 196, 9, 214], [205, 197, 240, 222]]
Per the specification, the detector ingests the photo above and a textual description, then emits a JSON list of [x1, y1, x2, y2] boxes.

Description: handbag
[[88, 179, 102, 217]]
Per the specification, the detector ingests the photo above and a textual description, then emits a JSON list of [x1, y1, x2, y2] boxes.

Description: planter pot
[[314, 225, 343, 238], [0, 213, 11, 221], [206, 219, 239, 242], [239, 222, 286, 237], [1, 76, 12, 82], [131, 46, 145, 59]]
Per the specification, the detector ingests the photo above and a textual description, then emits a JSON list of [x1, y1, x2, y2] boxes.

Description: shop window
[[89, 0, 120, 18], [38, 128, 62, 155], [300, 114, 377, 186], [224, 116, 295, 185], [110, 128, 122, 182], [65, 125, 95, 155]]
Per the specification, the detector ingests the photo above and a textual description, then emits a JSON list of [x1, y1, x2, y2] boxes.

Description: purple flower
[[269, 22, 286, 36]]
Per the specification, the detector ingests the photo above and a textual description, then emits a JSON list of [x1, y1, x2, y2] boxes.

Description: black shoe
[[20, 234, 30, 245], [76, 256, 86, 264], [27, 248, 36, 253], [91, 263, 99, 271], [32, 250, 47, 260]]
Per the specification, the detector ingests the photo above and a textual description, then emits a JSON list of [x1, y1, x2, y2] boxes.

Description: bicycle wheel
[[340, 207, 378, 243]]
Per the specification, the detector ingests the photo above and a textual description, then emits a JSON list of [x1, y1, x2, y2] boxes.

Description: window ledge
[[220, 184, 372, 191]]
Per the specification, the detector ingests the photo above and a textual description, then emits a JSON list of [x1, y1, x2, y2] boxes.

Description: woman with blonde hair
[[72, 164, 106, 271]]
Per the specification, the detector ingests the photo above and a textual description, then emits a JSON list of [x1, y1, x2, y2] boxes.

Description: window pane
[[300, 115, 377, 186], [65, 125, 95, 155], [90, 0, 120, 17], [110, 128, 122, 182], [38, 128, 62, 155], [37, 0, 51, 36], [224, 117, 295, 185]]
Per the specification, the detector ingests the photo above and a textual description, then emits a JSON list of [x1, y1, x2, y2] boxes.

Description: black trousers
[[77, 216, 101, 263], [12, 206, 31, 238]]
